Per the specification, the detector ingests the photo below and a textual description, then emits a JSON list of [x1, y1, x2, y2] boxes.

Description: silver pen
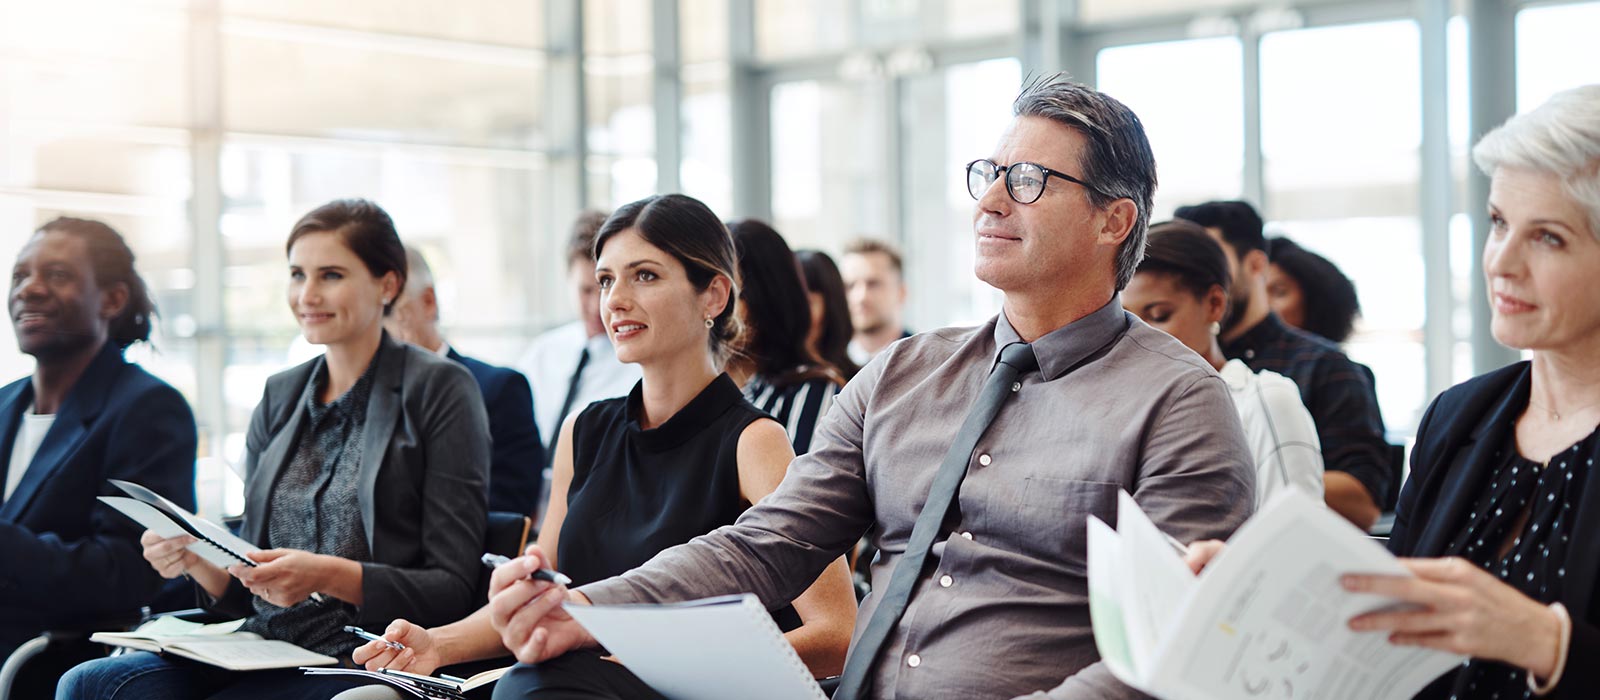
[[481, 553, 573, 586], [344, 625, 404, 651]]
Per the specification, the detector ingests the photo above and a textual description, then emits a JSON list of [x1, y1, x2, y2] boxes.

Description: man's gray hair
[[1473, 84, 1600, 240], [402, 245, 434, 296], [1013, 75, 1157, 291]]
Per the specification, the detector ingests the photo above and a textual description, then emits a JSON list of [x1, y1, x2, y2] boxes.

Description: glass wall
[[2, 0, 1596, 517]]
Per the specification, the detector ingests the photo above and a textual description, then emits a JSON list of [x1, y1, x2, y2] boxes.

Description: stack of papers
[[1087, 490, 1464, 700]]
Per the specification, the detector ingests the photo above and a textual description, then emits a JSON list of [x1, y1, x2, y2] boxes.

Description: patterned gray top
[[241, 353, 378, 656]]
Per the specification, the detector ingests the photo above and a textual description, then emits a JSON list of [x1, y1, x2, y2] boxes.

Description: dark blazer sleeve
[[0, 382, 197, 618], [356, 361, 490, 627], [484, 368, 544, 515]]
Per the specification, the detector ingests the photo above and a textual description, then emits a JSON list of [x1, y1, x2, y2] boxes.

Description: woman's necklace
[[1527, 394, 1600, 423]]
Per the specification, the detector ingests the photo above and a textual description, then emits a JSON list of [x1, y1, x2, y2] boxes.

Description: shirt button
[[977, 454, 992, 466], [960, 531, 973, 540], [939, 575, 953, 588], [1011, 381, 1021, 392], [907, 654, 922, 668]]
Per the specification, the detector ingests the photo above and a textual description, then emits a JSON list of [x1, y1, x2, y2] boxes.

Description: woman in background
[[1266, 236, 1362, 344], [1123, 220, 1324, 505], [727, 221, 845, 455], [796, 249, 860, 381]]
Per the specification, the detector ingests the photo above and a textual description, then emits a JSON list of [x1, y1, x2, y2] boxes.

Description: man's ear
[[1097, 199, 1139, 247], [1242, 248, 1270, 279], [99, 282, 129, 322], [421, 286, 439, 320]]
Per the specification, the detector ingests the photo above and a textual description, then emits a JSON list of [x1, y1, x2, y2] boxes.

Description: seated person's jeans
[[58, 651, 377, 700], [490, 651, 666, 700]]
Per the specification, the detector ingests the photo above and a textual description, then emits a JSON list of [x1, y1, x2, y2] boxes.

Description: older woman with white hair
[[1183, 85, 1600, 699]]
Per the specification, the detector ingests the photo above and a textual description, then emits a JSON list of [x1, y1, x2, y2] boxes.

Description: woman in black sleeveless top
[[350, 195, 855, 700]]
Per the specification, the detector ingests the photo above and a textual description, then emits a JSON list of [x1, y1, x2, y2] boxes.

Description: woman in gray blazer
[[59, 199, 491, 700]]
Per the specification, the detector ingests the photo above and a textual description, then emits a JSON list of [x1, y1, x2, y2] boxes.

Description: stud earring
[[704, 317, 715, 329], [1209, 321, 1222, 336]]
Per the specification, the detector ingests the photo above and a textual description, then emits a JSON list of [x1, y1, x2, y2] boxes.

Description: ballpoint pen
[[481, 553, 573, 586], [344, 625, 405, 651]]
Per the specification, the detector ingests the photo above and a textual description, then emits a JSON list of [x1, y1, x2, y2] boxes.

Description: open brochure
[[98, 478, 261, 569], [300, 665, 510, 699], [90, 616, 337, 671], [562, 594, 827, 700], [1088, 489, 1465, 700]]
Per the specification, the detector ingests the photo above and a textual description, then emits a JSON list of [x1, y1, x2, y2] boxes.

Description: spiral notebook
[[563, 594, 826, 700], [98, 478, 260, 569]]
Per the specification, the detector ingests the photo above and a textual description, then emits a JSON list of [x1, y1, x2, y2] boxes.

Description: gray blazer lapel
[[243, 391, 306, 546], [357, 337, 407, 551]]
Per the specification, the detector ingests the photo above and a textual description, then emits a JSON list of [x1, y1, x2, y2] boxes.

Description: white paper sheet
[[564, 594, 827, 700]]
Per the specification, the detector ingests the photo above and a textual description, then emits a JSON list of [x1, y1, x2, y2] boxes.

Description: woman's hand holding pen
[[140, 530, 230, 597], [353, 619, 444, 675], [487, 544, 597, 665]]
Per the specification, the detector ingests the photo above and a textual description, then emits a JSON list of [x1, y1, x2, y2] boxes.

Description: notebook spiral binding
[[739, 595, 829, 700]]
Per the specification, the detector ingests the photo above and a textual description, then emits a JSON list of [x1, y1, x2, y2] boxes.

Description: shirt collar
[[993, 295, 1130, 381], [433, 341, 451, 358], [1219, 358, 1254, 390], [1222, 312, 1290, 360]]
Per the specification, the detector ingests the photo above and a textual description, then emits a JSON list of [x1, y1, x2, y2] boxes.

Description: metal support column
[[547, 0, 588, 220], [187, 0, 228, 516], [728, 0, 771, 220], [1466, 0, 1520, 373], [1241, 17, 1267, 210], [652, 0, 682, 193], [1419, 0, 1455, 400]]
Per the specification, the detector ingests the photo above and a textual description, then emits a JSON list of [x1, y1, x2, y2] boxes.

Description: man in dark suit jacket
[[0, 219, 198, 679], [386, 246, 544, 515]]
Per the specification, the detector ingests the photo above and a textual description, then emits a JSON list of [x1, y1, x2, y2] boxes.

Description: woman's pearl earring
[[1210, 321, 1222, 336]]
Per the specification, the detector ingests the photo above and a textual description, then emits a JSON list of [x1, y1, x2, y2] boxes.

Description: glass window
[[755, 0, 854, 60], [902, 58, 1021, 330], [681, 0, 732, 215], [1261, 20, 1425, 432], [1, 2, 190, 129], [221, 0, 546, 48], [222, 30, 546, 149], [1516, 2, 1600, 111], [769, 79, 891, 252], [218, 140, 549, 465], [1097, 37, 1244, 219], [585, 0, 655, 209]]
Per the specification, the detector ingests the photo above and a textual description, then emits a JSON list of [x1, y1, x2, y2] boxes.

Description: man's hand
[[486, 545, 598, 664]]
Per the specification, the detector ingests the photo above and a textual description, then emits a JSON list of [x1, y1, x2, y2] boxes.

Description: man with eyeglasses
[[484, 76, 1254, 700]]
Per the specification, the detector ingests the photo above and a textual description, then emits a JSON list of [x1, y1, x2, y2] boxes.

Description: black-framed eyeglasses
[[965, 158, 1101, 204]]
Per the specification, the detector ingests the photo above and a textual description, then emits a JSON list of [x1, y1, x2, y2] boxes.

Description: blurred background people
[[1124, 220, 1324, 506], [727, 220, 845, 455], [796, 249, 861, 381], [1267, 236, 1363, 345], [516, 211, 641, 520], [0, 218, 197, 697], [386, 246, 543, 515], [60, 199, 491, 700], [1175, 200, 1390, 529], [840, 238, 911, 366]]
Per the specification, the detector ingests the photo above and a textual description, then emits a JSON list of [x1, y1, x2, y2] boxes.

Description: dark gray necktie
[[833, 341, 1039, 700]]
